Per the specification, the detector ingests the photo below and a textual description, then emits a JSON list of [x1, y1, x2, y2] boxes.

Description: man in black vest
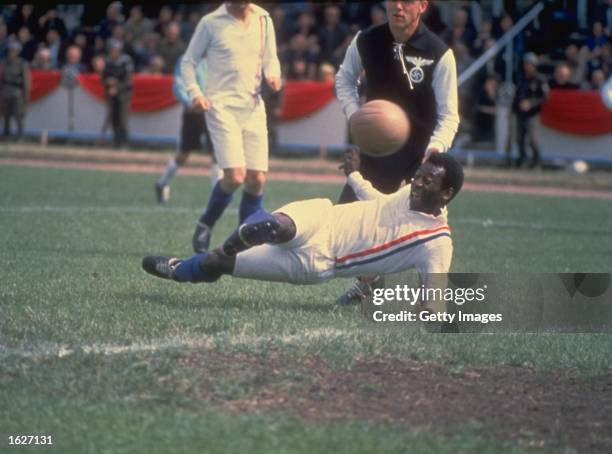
[[334, 0, 459, 305], [0, 40, 31, 141]]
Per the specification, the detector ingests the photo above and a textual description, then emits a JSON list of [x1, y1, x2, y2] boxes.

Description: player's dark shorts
[[180, 108, 212, 153]]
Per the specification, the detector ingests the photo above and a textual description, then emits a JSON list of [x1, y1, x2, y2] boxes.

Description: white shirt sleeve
[[181, 17, 212, 102], [347, 171, 412, 201], [335, 32, 362, 120], [262, 16, 281, 80], [427, 49, 460, 153], [347, 171, 383, 200]]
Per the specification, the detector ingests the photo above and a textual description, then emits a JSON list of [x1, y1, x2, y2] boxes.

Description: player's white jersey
[[181, 3, 280, 108], [330, 176, 452, 279]]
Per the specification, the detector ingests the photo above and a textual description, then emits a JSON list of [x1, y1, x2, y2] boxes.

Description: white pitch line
[[0, 328, 358, 361]]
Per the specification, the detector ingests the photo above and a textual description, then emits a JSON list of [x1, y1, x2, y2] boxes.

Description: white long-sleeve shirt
[[180, 3, 280, 108]]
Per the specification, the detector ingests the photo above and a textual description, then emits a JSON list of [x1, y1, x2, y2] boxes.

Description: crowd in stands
[[0, 1, 610, 143]]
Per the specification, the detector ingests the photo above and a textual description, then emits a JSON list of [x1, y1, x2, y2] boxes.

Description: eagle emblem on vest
[[404, 56, 434, 85]]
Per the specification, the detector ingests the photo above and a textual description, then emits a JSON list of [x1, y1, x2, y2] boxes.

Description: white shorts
[[233, 199, 335, 284], [205, 100, 268, 171]]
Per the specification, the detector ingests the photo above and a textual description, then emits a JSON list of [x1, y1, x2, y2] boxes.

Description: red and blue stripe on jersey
[[334, 225, 451, 271]]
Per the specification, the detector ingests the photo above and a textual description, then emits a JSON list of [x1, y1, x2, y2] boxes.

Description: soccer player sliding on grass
[[142, 150, 463, 295]]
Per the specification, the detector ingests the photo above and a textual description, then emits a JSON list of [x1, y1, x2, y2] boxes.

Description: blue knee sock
[[239, 190, 263, 224], [174, 253, 207, 283], [200, 182, 233, 227]]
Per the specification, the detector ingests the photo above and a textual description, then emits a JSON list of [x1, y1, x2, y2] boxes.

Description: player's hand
[[339, 147, 360, 176], [266, 77, 282, 92], [193, 95, 211, 111], [422, 147, 440, 164]]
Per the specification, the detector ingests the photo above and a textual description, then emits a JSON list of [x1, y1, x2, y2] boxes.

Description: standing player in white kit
[[181, 2, 282, 252], [142, 151, 463, 292]]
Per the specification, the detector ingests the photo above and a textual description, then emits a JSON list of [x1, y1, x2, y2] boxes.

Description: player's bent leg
[[223, 212, 296, 256]]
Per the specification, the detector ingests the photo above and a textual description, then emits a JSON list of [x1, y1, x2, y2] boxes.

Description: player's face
[[409, 162, 448, 213], [386, 1, 428, 30]]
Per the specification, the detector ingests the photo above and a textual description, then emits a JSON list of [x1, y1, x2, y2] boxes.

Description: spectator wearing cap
[[102, 38, 134, 148], [158, 21, 185, 74], [0, 39, 31, 141], [512, 52, 548, 168]]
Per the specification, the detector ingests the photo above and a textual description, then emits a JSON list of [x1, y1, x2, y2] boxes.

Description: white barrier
[[24, 85, 348, 148]]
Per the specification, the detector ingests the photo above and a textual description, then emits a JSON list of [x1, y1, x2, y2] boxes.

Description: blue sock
[[200, 182, 233, 227], [239, 190, 263, 224], [174, 253, 207, 283]]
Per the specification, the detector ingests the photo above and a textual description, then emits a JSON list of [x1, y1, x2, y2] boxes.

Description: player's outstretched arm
[[340, 148, 388, 201]]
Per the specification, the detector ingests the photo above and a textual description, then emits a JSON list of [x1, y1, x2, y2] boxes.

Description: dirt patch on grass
[[178, 350, 612, 452]]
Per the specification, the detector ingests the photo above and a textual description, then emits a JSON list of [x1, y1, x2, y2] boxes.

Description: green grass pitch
[[1, 165, 611, 453]]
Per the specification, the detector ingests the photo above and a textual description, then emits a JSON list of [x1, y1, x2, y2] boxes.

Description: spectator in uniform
[[512, 52, 548, 168], [0, 40, 31, 141], [102, 39, 134, 148]]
